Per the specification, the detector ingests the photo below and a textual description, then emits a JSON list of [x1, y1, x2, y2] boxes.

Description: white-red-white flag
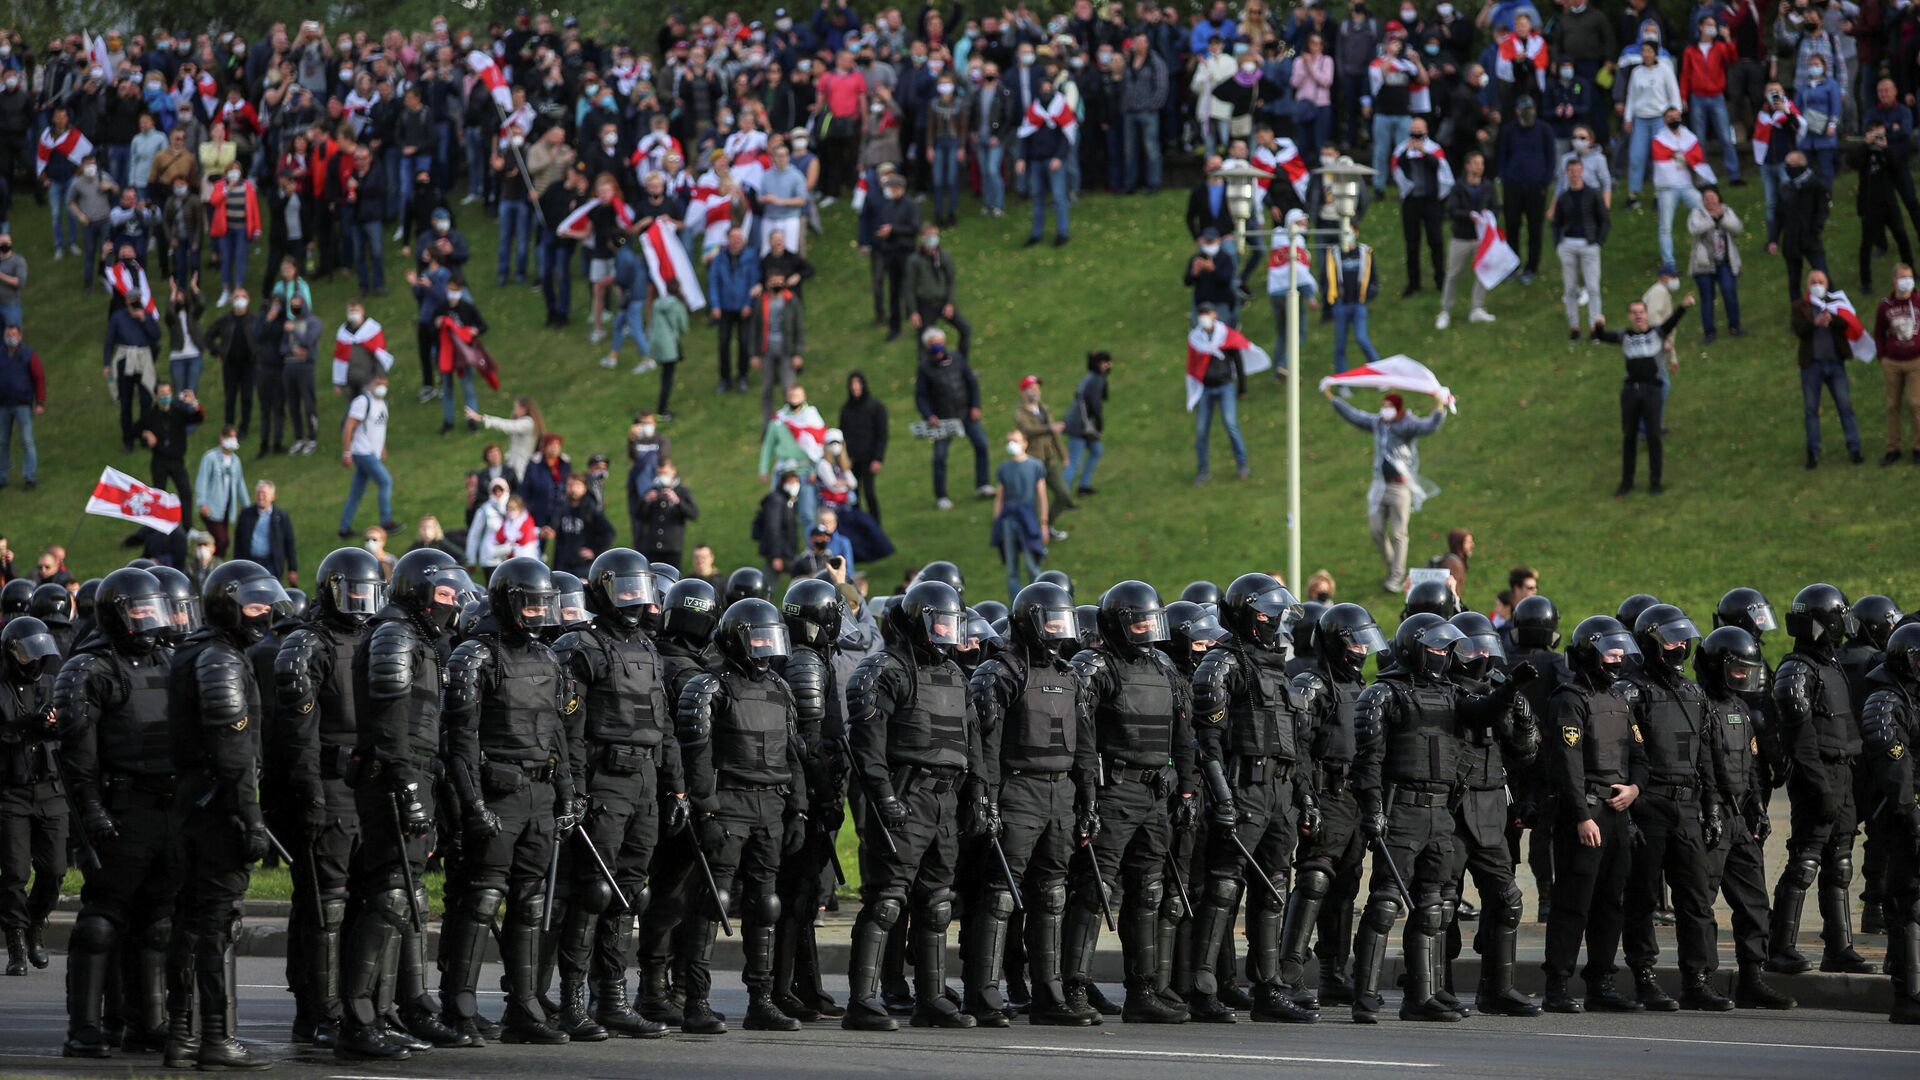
[[1320, 354, 1457, 411], [1184, 321, 1270, 411], [1471, 210, 1519, 290], [333, 317, 394, 387], [640, 219, 707, 312], [1812, 290, 1876, 362], [1016, 92, 1078, 144], [87, 467, 183, 533], [466, 50, 513, 113], [86, 32, 113, 76], [105, 261, 157, 316], [35, 125, 92, 176]]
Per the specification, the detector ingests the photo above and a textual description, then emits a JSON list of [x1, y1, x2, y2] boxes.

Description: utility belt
[[1005, 768, 1070, 782], [103, 770, 177, 810], [1103, 757, 1171, 793], [891, 763, 964, 795], [479, 756, 556, 798], [1819, 752, 1857, 765], [1584, 779, 1625, 807], [1645, 781, 1698, 802], [717, 779, 793, 794], [596, 743, 656, 776], [1234, 754, 1295, 788], [1317, 761, 1351, 791], [318, 744, 360, 783], [1391, 788, 1450, 808]]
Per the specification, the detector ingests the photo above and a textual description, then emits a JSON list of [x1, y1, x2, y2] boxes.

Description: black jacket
[[1445, 179, 1497, 240], [1773, 172, 1829, 255], [839, 376, 890, 465], [1185, 181, 1235, 239], [231, 505, 298, 579], [552, 496, 616, 576], [634, 481, 700, 560], [752, 489, 801, 563], [914, 350, 980, 420]]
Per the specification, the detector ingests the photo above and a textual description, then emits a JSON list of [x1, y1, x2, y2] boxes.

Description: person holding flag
[[1017, 75, 1075, 248], [332, 299, 392, 398], [1493, 12, 1550, 112], [1267, 208, 1318, 372], [1322, 383, 1448, 593], [1790, 269, 1866, 469], [1438, 150, 1498, 330], [36, 107, 90, 259], [1650, 106, 1714, 276], [1187, 303, 1252, 485]]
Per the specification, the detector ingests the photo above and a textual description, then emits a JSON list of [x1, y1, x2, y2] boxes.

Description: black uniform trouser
[[1624, 788, 1718, 974], [562, 755, 660, 992], [0, 781, 69, 932], [173, 802, 254, 995], [341, 777, 434, 1026], [286, 782, 357, 1022], [851, 456, 883, 523], [1704, 800, 1772, 967], [1289, 777, 1364, 982], [1446, 790, 1523, 957], [1783, 758, 1858, 889], [1861, 202, 1914, 291], [1543, 802, 1631, 981], [1199, 770, 1298, 987], [862, 775, 960, 904], [1503, 183, 1547, 274], [221, 360, 254, 435], [1401, 196, 1445, 291], [1067, 769, 1170, 991], [255, 364, 287, 449], [439, 775, 554, 1020], [70, 786, 182, 1045], [1857, 759, 1888, 916], [994, 772, 1075, 896], [692, 786, 785, 997], [1620, 381, 1663, 488]]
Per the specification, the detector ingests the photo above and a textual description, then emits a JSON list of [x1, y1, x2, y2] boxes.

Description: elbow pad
[[678, 673, 721, 745], [194, 649, 252, 729], [443, 641, 490, 716], [365, 622, 417, 700]]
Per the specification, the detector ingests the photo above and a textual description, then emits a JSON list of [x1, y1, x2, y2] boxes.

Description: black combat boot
[[557, 974, 609, 1040], [909, 900, 976, 1029], [1397, 915, 1462, 1022], [498, 915, 570, 1045], [1732, 961, 1796, 1010], [1025, 888, 1094, 1026], [1678, 969, 1733, 1011], [1476, 910, 1540, 1017], [637, 962, 683, 1026], [742, 918, 800, 1031], [676, 918, 728, 1035], [880, 916, 916, 1015], [842, 900, 900, 1032], [5, 928, 26, 976], [1818, 886, 1877, 973], [1584, 973, 1644, 1012], [961, 890, 1014, 1027], [195, 963, 270, 1070], [1633, 964, 1678, 1011], [161, 966, 199, 1070], [1542, 975, 1582, 1014], [1349, 916, 1389, 1024], [745, 985, 802, 1031], [792, 923, 844, 1018], [1765, 868, 1814, 974], [1120, 892, 1186, 1024]]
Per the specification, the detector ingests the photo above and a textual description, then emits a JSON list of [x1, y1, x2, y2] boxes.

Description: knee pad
[[1821, 854, 1854, 892], [1495, 884, 1524, 929], [747, 890, 781, 926], [628, 882, 651, 919], [511, 893, 547, 930], [1034, 883, 1068, 917], [983, 889, 1017, 920], [1783, 855, 1820, 891], [1296, 867, 1332, 903], [367, 889, 411, 931], [71, 913, 118, 953], [1136, 875, 1165, 911], [320, 895, 349, 933], [914, 886, 954, 927], [1204, 874, 1243, 910], [462, 886, 506, 923], [868, 892, 906, 930], [1072, 875, 1112, 914], [1413, 902, 1447, 937], [574, 876, 616, 915], [1360, 891, 1402, 935], [1254, 873, 1289, 915]]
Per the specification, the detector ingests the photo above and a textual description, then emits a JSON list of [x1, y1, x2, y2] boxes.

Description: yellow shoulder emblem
[[1892, 743, 1907, 761], [564, 695, 581, 716], [1749, 736, 1759, 757], [298, 700, 315, 714], [1631, 724, 1644, 744], [230, 715, 250, 732], [1561, 726, 1581, 748]]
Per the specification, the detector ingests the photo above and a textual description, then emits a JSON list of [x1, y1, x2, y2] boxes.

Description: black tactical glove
[[297, 796, 329, 843], [394, 782, 432, 837], [1360, 799, 1387, 841], [666, 791, 692, 835], [1075, 802, 1102, 845], [1210, 794, 1239, 831], [875, 793, 910, 830], [465, 803, 502, 842], [1508, 660, 1541, 685], [80, 801, 119, 846], [811, 797, 844, 832], [1742, 792, 1771, 843], [554, 796, 586, 833], [1171, 792, 1199, 833], [964, 779, 992, 838], [1298, 788, 1322, 839], [783, 811, 810, 856], [1702, 799, 1724, 850], [983, 800, 1003, 839], [1628, 818, 1647, 848], [239, 818, 271, 864], [695, 811, 726, 851]]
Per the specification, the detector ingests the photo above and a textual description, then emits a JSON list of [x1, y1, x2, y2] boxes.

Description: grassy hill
[[5, 167, 1910, 633]]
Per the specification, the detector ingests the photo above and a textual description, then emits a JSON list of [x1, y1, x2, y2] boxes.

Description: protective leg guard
[[961, 890, 1014, 1026], [843, 894, 902, 1031]]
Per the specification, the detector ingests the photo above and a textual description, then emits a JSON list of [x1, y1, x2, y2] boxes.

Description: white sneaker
[[599, 354, 617, 370], [68, 244, 82, 257], [634, 359, 657, 374], [974, 484, 996, 498], [936, 497, 954, 511], [818, 195, 837, 207], [588, 327, 604, 345], [1469, 308, 1496, 324], [1435, 311, 1450, 330], [461, 194, 478, 205], [52, 249, 63, 261], [1577, 288, 1589, 307], [215, 290, 230, 308], [1049, 528, 1069, 541]]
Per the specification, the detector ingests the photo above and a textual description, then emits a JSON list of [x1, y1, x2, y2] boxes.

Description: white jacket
[[1190, 52, 1238, 121]]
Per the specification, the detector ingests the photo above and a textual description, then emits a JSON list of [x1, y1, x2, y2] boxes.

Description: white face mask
[[1701, 26, 1717, 40], [1571, 136, 1590, 151], [1379, 406, 1398, 421], [1018, 52, 1035, 66], [1899, 276, 1916, 293], [1437, 2, 1454, 16], [1006, 440, 1024, 456], [83, 164, 97, 177], [233, 298, 249, 313], [637, 423, 656, 438], [227, 170, 241, 184], [364, 539, 382, 553], [1810, 283, 1828, 301], [446, 290, 463, 303], [220, 437, 239, 451], [1200, 243, 1220, 256], [372, 383, 389, 398], [1807, 65, 1824, 80], [937, 82, 954, 96], [1198, 315, 1217, 330], [603, 133, 618, 147], [511, 134, 526, 148], [782, 481, 801, 497]]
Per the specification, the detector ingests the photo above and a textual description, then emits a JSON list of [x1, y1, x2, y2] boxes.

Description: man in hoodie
[[838, 372, 890, 523], [913, 327, 990, 511]]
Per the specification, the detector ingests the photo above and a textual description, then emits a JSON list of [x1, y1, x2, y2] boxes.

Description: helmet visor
[[1249, 587, 1305, 632], [1413, 622, 1468, 651], [557, 589, 590, 625], [1645, 616, 1701, 649], [1591, 630, 1643, 662], [1347, 625, 1390, 657], [1744, 603, 1779, 634], [1124, 610, 1170, 644], [1724, 657, 1768, 694], [962, 616, 997, 652], [116, 594, 171, 637], [513, 589, 560, 629], [745, 623, 792, 659], [1457, 631, 1506, 665], [7, 632, 60, 666], [1035, 604, 1079, 643], [331, 577, 385, 617], [606, 572, 658, 609], [230, 578, 294, 621], [924, 610, 964, 647], [171, 595, 204, 632], [1178, 610, 1228, 646]]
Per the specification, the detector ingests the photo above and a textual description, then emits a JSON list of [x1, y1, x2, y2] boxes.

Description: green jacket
[[903, 249, 958, 314], [648, 296, 689, 362]]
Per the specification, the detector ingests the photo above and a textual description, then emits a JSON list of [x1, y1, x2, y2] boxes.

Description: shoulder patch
[[1750, 735, 1759, 756], [231, 715, 249, 732], [1562, 725, 1581, 748], [1893, 742, 1908, 760], [1631, 723, 1644, 744]]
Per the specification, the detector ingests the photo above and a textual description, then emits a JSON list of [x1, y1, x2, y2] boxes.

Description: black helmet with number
[[1011, 582, 1080, 657], [315, 547, 386, 627], [1713, 587, 1779, 639], [1567, 615, 1641, 682], [1394, 612, 1465, 683], [1321, 603, 1390, 679], [1222, 573, 1303, 651], [1512, 594, 1562, 650], [202, 560, 293, 645], [782, 576, 844, 649], [660, 577, 722, 644], [1449, 611, 1506, 680], [1850, 595, 1904, 651], [93, 568, 169, 648], [1785, 583, 1855, 646], [1695, 626, 1770, 699], [892, 579, 965, 657], [1615, 593, 1661, 631], [488, 557, 560, 640], [1881, 622, 1920, 686], [1180, 580, 1224, 607], [650, 561, 682, 586], [29, 583, 73, 627], [584, 549, 658, 629], [1097, 580, 1169, 655], [1402, 579, 1460, 620], [914, 561, 967, 603], [1633, 603, 1702, 673], [149, 565, 199, 644], [1, 578, 34, 617], [974, 599, 1009, 625], [715, 598, 790, 675], [724, 566, 772, 606], [3, 616, 61, 680], [389, 548, 466, 633]]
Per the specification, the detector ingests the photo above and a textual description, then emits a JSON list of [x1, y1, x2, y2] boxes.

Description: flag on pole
[[1184, 322, 1270, 411], [1811, 290, 1876, 361], [466, 50, 513, 113], [1471, 210, 1519, 290], [1319, 355, 1457, 411], [86, 32, 113, 76], [87, 468, 183, 533], [640, 219, 707, 311]]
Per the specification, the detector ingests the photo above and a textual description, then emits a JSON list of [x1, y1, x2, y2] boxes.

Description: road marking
[[1528, 1032, 1920, 1056], [999, 1044, 1437, 1068]]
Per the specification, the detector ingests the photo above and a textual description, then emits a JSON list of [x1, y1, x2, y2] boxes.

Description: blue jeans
[[1028, 162, 1069, 239], [1063, 138, 1081, 196], [339, 452, 394, 531], [931, 136, 961, 220], [1330, 301, 1380, 373], [106, 144, 130, 187], [1627, 118, 1657, 195], [497, 197, 532, 282], [1269, 289, 1313, 369], [1066, 435, 1103, 490], [1297, 103, 1333, 163], [541, 234, 573, 317], [441, 369, 478, 425], [82, 220, 111, 284], [0, 405, 35, 484], [1654, 184, 1702, 273], [1338, 74, 1369, 145], [465, 127, 490, 198], [1693, 264, 1740, 334], [977, 136, 1007, 211], [0, 302, 21, 329], [612, 297, 649, 354], [216, 230, 249, 291], [1104, 121, 1125, 191], [434, 121, 455, 188], [1811, 146, 1837, 187], [1200, 116, 1230, 159], [172, 242, 200, 290], [1369, 113, 1412, 195], [1001, 521, 1042, 602], [1760, 162, 1786, 238], [931, 418, 990, 499], [352, 220, 384, 292], [1194, 384, 1247, 475], [169, 354, 203, 396], [1688, 95, 1741, 180], [1123, 112, 1161, 192], [381, 146, 403, 220], [47, 177, 75, 249], [1800, 358, 1861, 456], [398, 151, 422, 215]]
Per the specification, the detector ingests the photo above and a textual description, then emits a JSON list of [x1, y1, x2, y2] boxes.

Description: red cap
[[1019, 374, 1042, 392]]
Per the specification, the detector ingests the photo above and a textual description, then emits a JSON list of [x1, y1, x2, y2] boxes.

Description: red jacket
[[1874, 293, 1920, 362], [206, 179, 262, 239], [1679, 40, 1735, 101]]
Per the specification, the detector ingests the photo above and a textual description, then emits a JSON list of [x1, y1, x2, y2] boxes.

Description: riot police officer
[[1280, 604, 1387, 1011], [1843, 595, 1902, 936], [441, 558, 581, 1045], [725, 567, 774, 606], [1064, 581, 1196, 1024], [844, 580, 979, 1031], [914, 561, 967, 602], [55, 567, 178, 1058], [29, 584, 75, 658], [772, 577, 849, 1022], [273, 548, 386, 1047], [1540, 616, 1649, 1014], [71, 580, 102, 647], [168, 559, 290, 1070], [1695, 627, 1796, 1010], [1858, 622, 1920, 1025], [340, 548, 469, 1058], [1713, 587, 1788, 798], [0, 579, 33, 622], [1189, 574, 1318, 1023], [1180, 581, 1223, 607], [1769, 584, 1875, 975], [963, 582, 1099, 1027], [551, 550, 676, 1039], [1505, 595, 1568, 920], [1443, 611, 1542, 1017], [676, 598, 810, 1033], [1159, 599, 1225, 1010], [151, 566, 199, 647], [1, 616, 66, 977], [1402, 580, 1462, 620], [1619, 605, 1729, 1011]]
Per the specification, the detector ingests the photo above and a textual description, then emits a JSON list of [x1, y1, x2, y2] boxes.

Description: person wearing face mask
[[0, 324, 45, 492], [67, 153, 119, 289], [274, 292, 322, 455], [1679, 16, 1741, 185], [0, 233, 26, 338], [1017, 75, 1074, 247], [1853, 120, 1914, 295], [1323, 388, 1446, 590], [1185, 226, 1238, 325], [1190, 35, 1239, 157], [206, 163, 261, 308], [903, 224, 971, 356], [338, 371, 399, 539], [1685, 184, 1744, 343], [1770, 149, 1829, 303], [1549, 1, 1617, 136], [750, 270, 808, 419], [1543, 64, 1595, 158], [1324, 226, 1384, 373], [913, 328, 993, 509], [1621, 42, 1682, 209], [754, 468, 806, 585], [1790, 269, 1865, 468], [1495, 97, 1555, 284], [1391, 121, 1453, 296], [923, 73, 970, 227], [1791, 27, 1841, 185], [430, 275, 488, 434], [0, 68, 31, 195], [192, 424, 248, 556], [1872, 264, 1920, 464]]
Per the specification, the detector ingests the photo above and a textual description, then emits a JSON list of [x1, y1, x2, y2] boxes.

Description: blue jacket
[[520, 455, 572, 531], [706, 247, 761, 314], [1543, 78, 1593, 139], [1866, 102, 1915, 156], [990, 503, 1048, 563], [1495, 120, 1557, 188], [1797, 79, 1842, 150], [103, 307, 161, 366], [346, 167, 386, 224]]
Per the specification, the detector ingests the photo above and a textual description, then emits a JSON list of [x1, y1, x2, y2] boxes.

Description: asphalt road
[[0, 957, 1914, 1079]]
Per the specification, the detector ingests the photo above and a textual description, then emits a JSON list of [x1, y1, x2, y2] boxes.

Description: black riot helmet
[[29, 584, 73, 627], [1394, 612, 1466, 682], [1222, 573, 1302, 651], [487, 557, 560, 639], [893, 580, 965, 657], [1615, 593, 1661, 631], [1785, 583, 1856, 646], [782, 576, 844, 649], [1402, 579, 1461, 620], [149, 565, 199, 644], [126, 558, 158, 571], [1075, 604, 1100, 649], [1695, 626, 1769, 699], [1320, 603, 1389, 679], [1012, 582, 1083, 657], [915, 561, 967, 603], [1180, 580, 1224, 607], [1713, 587, 1779, 639], [1448, 611, 1506, 680], [1881, 623, 1920, 686], [715, 598, 790, 675], [93, 568, 170, 648], [956, 608, 997, 668], [551, 572, 590, 632], [1295, 600, 1328, 660], [724, 566, 773, 606], [1851, 595, 1905, 651], [974, 599, 1009, 625], [2, 616, 61, 680], [1567, 615, 1641, 683], [1098, 580, 1170, 654], [389, 548, 466, 632], [1165, 600, 1227, 656], [1, 578, 33, 617], [1633, 603, 1702, 673], [456, 598, 491, 641], [76, 579, 101, 624], [1034, 569, 1073, 599], [585, 548, 658, 628], [660, 577, 722, 644], [202, 560, 293, 645], [650, 561, 682, 586], [1511, 594, 1562, 650], [280, 589, 309, 630], [315, 547, 386, 626]]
